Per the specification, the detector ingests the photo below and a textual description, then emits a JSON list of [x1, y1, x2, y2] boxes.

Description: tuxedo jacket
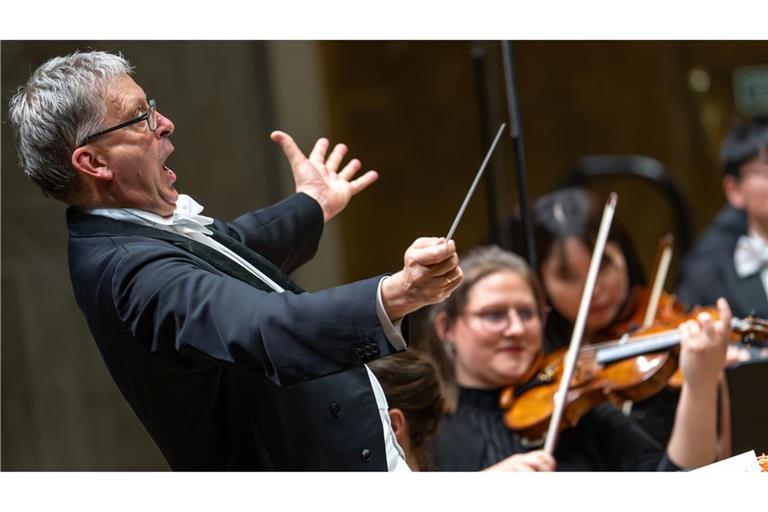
[[67, 193, 401, 470], [676, 205, 768, 319]]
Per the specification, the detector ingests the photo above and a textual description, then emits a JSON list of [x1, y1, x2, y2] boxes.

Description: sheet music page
[[693, 450, 762, 473]]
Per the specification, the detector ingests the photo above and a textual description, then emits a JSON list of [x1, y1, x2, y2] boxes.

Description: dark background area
[[3, 40, 766, 469]]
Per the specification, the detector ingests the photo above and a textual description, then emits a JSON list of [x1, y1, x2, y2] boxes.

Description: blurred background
[[2, 40, 767, 470]]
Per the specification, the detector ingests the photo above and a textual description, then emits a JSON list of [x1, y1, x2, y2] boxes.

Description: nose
[[592, 271, 610, 300], [502, 310, 525, 336], [154, 110, 175, 138]]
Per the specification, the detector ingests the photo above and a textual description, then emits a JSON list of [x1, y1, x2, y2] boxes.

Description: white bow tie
[[167, 194, 215, 235], [734, 234, 768, 278], [88, 194, 215, 235]]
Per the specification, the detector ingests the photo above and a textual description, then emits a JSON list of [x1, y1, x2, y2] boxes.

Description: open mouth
[[162, 148, 177, 183], [162, 163, 177, 182]]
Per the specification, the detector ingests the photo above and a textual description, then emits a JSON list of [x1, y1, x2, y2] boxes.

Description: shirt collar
[[734, 231, 768, 278], [86, 194, 215, 235]]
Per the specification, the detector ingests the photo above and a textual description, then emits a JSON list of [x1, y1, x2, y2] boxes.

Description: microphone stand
[[501, 41, 537, 268]]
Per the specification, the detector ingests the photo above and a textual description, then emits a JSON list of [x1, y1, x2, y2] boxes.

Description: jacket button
[[328, 402, 341, 417], [364, 346, 373, 357], [361, 448, 372, 463], [370, 343, 380, 354]]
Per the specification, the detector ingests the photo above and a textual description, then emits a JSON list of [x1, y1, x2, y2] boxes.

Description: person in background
[[368, 350, 446, 471], [531, 187, 740, 452], [677, 117, 768, 322]]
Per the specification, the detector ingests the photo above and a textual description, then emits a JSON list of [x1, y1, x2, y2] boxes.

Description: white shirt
[[87, 194, 410, 471], [733, 230, 768, 303]]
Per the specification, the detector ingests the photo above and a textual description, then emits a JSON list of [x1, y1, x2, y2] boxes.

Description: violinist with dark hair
[[529, 187, 762, 451], [427, 245, 730, 471]]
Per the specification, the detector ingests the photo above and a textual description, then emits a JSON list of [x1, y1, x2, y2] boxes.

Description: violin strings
[[576, 329, 682, 362]]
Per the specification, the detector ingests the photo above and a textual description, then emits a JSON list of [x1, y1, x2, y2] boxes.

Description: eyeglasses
[[465, 306, 539, 332], [78, 99, 157, 147]]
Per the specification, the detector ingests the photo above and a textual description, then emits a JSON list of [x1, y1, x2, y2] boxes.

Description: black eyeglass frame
[[78, 99, 157, 147]]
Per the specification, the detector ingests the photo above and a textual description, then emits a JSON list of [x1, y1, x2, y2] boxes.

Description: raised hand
[[270, 131, 379, 222], [381, 238, 463, 321]]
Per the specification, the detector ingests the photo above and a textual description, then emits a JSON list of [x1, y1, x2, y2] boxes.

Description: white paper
[[693, 450, 762, 473]]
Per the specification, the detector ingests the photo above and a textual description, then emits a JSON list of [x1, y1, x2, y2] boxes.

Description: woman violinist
[[427, 245, 730, 471], [531, 187, 738, 448]]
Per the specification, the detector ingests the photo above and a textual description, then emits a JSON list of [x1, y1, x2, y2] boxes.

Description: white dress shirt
[[734, 230, 768, 302], [87, 194, 410, 471]]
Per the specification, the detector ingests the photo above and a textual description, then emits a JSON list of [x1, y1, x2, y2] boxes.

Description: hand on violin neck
[[381, 237, 462, 321], [270, 131, 379, 222], [666, 299, 731, 469], [678, 298, 732, 392]]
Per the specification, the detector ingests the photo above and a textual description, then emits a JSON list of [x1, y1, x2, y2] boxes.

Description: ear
[[72, 146, 113, 181], [434, 311, 453, 342], [388, 408, 409, 446], [722, 175, 745, 209]]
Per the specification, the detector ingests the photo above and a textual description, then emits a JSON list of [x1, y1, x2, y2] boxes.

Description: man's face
[[725, 152, 768, 234], [94, 75, 178, 216]]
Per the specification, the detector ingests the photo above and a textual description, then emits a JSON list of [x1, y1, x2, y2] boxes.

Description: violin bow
[[446, 123, 506, 241], [543, 192, 618, 455], [641, 234, 674, 329]]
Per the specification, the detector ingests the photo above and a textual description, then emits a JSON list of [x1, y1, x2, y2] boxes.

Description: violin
[[498, 308, 768, 440], [601, 288, 756, 390]]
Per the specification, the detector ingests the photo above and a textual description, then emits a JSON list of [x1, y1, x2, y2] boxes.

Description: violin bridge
[[520, 436, 545, 449]]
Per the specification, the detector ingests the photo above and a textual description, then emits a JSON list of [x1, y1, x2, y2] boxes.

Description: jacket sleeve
[[109, 241, 398, 386], [211, 193, 324, 274]]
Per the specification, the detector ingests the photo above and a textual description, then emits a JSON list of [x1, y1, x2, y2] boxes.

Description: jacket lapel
[[208, 230, 303, 293]]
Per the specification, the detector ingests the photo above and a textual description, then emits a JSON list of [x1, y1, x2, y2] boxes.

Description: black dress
[[432, 386, 680, 471]]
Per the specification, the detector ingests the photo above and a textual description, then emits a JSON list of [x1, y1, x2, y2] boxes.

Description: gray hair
[[7, 50, 134, 203]]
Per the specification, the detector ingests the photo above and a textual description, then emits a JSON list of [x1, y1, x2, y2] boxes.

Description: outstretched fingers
[[270, 131, 307, 168], [349, 170, 379, 196], [309, 137, 330, 169], [325, 143, 348, 173], [338, 158, 362, 180]]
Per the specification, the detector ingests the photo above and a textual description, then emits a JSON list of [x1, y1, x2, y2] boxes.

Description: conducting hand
[[270, 131, 379, 222], [381, 238, 462, 321]]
